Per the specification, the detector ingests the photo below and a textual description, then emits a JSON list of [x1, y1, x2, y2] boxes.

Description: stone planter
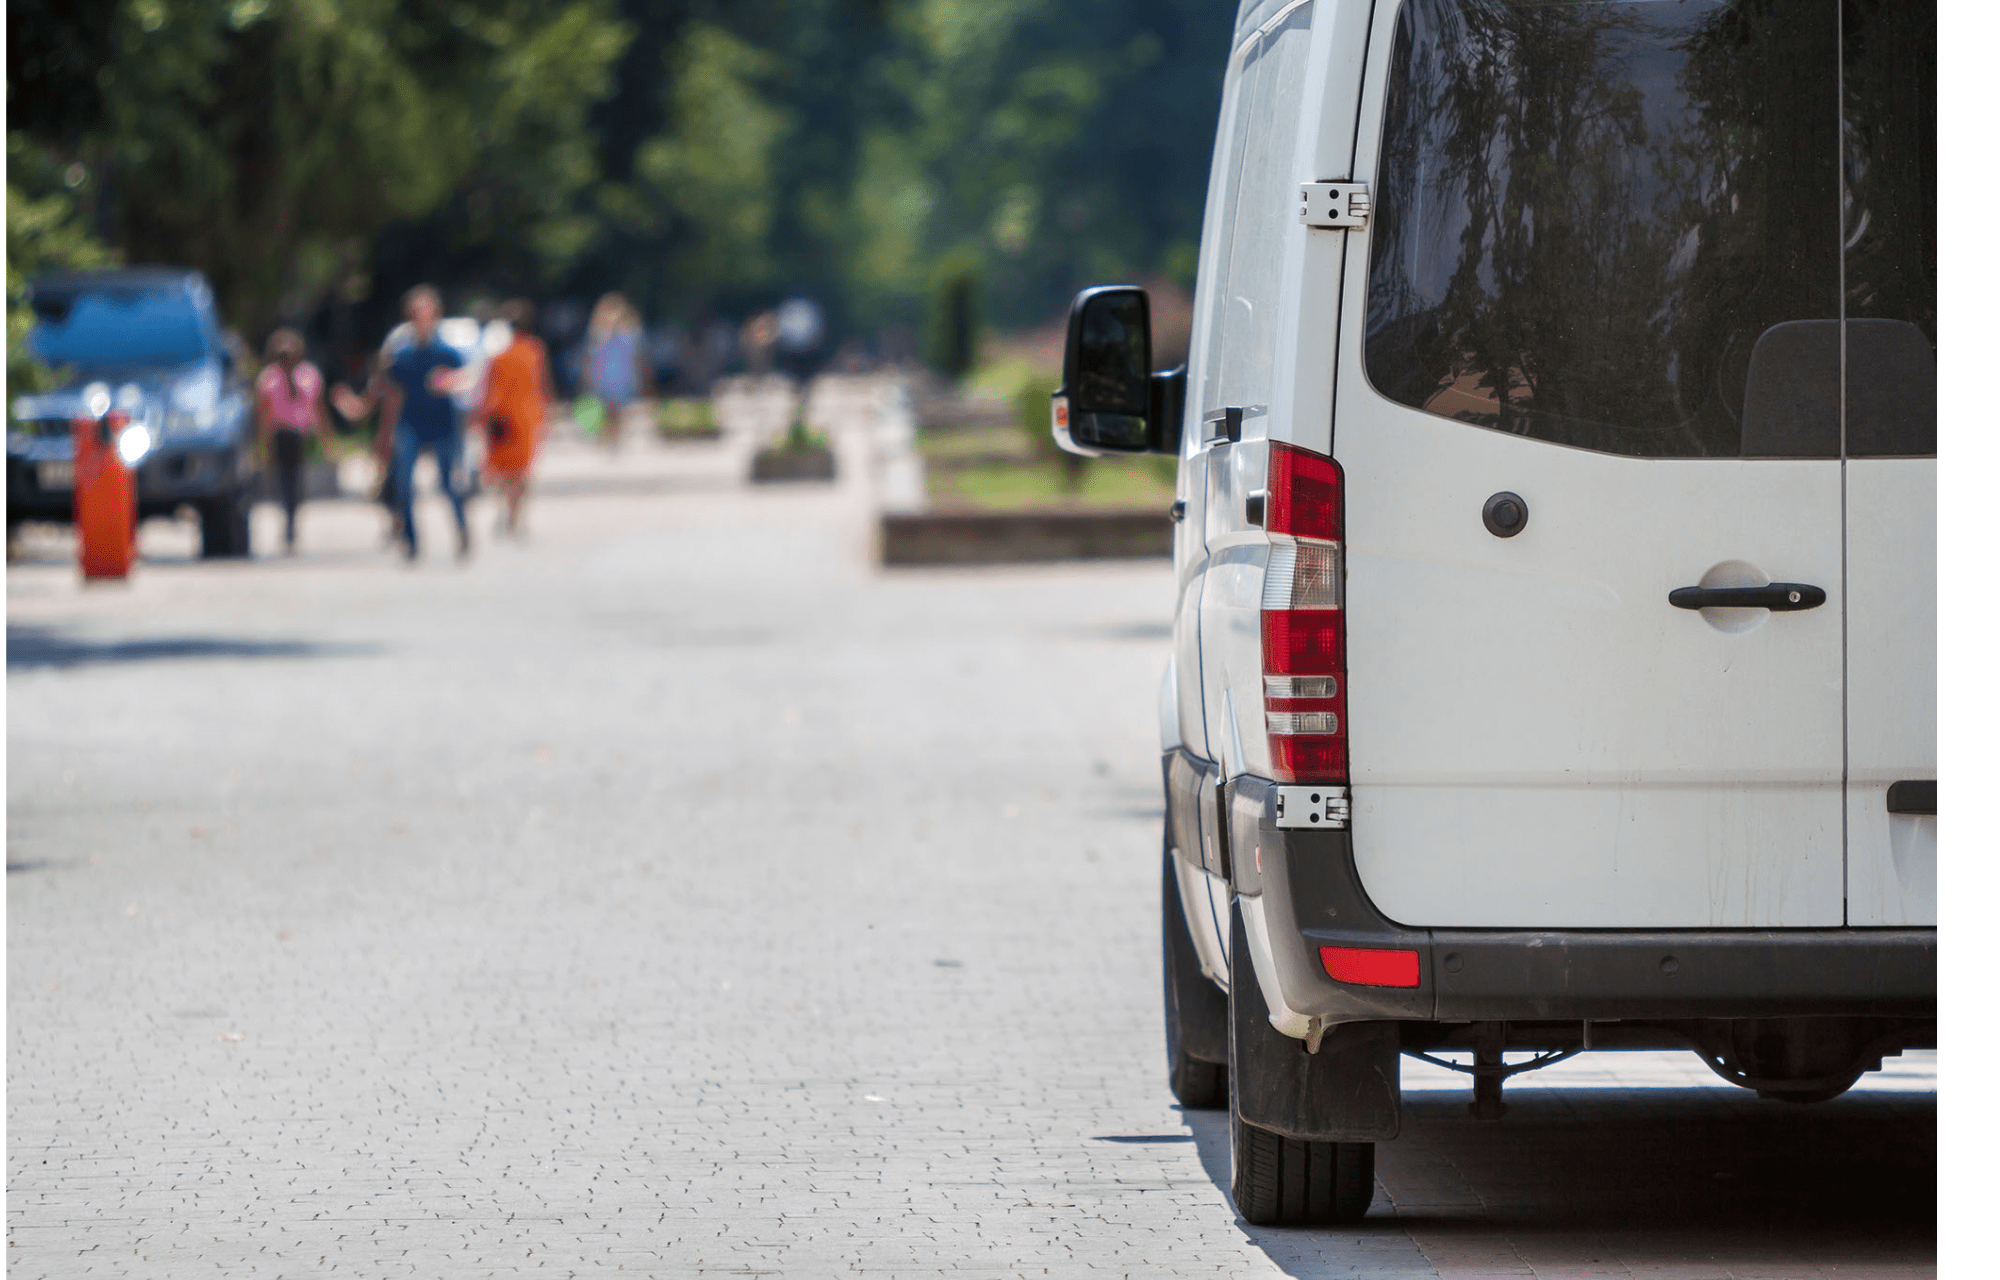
[[750, 447, 837, 483], [880, 508, 1171, 565], [656, 426, 723, 443]]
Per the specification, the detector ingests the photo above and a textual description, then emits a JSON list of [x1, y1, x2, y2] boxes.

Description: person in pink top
[[254, 327, 332, 554]]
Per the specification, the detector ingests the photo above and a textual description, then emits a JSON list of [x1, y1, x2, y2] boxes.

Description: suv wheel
[[200, 488, 251, 559], [1227, 902, 1376, 1225], [1162, 842, 1228, 1109]]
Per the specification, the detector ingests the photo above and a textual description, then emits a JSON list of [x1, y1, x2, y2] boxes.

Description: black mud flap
[[1229, 900, 1400, 1142], [1164, 846, 1229, 1066]]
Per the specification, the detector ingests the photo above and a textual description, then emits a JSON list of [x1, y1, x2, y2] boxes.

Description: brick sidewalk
[[7, 383, 1934, 1277]]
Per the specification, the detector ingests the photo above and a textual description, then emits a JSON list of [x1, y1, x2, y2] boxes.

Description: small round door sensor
[[1482, 491, 1528, 538]]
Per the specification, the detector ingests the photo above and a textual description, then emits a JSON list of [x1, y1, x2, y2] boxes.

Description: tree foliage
[[9, 0, 1233, 353], [10, 0, 630, 335], [6, 139, 119, 403]]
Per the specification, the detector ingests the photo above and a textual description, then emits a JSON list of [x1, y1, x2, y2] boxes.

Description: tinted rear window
[[1364, 0, 1934, 459], [1841, 0, 1935, 457]]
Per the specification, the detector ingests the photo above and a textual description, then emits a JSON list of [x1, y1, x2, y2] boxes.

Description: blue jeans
[[392, 426, 468, 554]]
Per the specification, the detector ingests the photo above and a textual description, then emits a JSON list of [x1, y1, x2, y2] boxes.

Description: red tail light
[[1320, 945, 1419, 988], [1268, 442, 1344, 541], [1263, 443, 1346, 784]]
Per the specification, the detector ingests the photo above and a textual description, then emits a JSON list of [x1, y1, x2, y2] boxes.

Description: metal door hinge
[[1299, 182, 1370, 230], [1275, 785, 1350, 830]]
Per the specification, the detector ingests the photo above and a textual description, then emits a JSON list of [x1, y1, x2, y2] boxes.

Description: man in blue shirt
[[375, 284, 470, 561]]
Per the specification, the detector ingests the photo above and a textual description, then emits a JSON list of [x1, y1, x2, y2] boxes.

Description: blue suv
[[8, 268, 255, 557]]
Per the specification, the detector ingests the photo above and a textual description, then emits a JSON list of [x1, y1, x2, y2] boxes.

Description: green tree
[[6, 141, 118, 406], [569, 0, 1229, 345], [632, 21, 793, 302], [923, 249, 978, 378], [11, 0, 629, 337], [11, 0, 1238, 358], [829, 0, 1228, 333]]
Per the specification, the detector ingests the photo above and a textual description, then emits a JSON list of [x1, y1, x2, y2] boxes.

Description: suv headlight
[[166, 367, 222, 434], [117, 423, 154, 465]]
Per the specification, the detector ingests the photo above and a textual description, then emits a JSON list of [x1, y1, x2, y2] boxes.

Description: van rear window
[[1363, 0, 1934, 459]]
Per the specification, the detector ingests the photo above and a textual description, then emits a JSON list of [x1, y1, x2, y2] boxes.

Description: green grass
[[915, 423, 1035, 465], [961, 357, 1057, 403], [923, 362, 1177, 511], [928, 455, 1176, 511], [654, 397, 718, 435]]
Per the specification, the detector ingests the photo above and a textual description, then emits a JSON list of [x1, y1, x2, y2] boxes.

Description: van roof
[[1234, 0, 1306, 45]]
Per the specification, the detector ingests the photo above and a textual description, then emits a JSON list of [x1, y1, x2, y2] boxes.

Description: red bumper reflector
[[1320, 946, 1421, 988]]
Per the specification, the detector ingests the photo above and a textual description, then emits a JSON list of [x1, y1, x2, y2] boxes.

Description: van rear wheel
[[1162, 843, 1228, 1109], [1755, 1070, 1862, 1105], [1226, 901, 1376, 1225], [1230, 1109, 1376, 1226]]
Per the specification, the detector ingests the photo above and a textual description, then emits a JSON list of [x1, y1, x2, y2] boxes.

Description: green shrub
[[1006, 365, 1085, 492], [779, 415, 828, 453], [655, 397, 717, 434]]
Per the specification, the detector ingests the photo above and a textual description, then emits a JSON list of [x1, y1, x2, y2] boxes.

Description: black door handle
[[1668, 583, 1826, 611], [1170, 499, 1186, 522], [1886, 780, 1935, 815]]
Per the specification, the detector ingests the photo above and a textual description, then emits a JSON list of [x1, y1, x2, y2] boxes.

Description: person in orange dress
[[473, 298, 552, 539]]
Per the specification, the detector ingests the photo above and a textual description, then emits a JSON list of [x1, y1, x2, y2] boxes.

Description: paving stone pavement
[[8, 384, 1934, 1277]]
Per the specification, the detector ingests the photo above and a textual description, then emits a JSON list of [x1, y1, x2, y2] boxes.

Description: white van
[[1054, 0, 1935, 1226]]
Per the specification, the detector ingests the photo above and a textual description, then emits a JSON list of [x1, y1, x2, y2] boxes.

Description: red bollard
[[73, 410, 137, 580]]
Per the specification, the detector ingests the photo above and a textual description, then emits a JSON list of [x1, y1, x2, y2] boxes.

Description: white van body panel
[[1335, 404, 1846, 926], [1173, 454, 1209, 763], [1845, 460, 1937, 925], [1171, 0, 1930, 942], [1194, 1, 1372, 783], [1327, 0, 1847, 928], [1175, 853, 1233, 989]]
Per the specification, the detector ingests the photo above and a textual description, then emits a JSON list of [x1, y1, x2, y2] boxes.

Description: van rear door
[[1841, 0, 1936, 926], [1329, 0, 1918, 929]]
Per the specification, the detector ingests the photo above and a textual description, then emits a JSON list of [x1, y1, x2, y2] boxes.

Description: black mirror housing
[[1051, 285, 1183, 457]]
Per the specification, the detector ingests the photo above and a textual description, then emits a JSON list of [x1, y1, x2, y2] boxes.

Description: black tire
[[1230, 1108, 1376, 1226], [200, 489, 251, 559], [1163, 843, 1228, 1109], [1755, 1073, 1861, 1105], [1227, 902, 1376, 1225]]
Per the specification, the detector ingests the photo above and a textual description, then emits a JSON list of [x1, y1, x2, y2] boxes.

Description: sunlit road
[[8, 384, 1934, 1277]]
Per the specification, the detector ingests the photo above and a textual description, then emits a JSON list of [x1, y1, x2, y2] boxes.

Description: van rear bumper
[[1217, 772, 1937, 1025]]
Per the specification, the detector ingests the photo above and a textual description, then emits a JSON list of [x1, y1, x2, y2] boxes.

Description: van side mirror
[[1052, 285, 1183, 457]]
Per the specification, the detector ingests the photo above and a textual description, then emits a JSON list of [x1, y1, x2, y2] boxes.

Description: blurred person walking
[[582, 292, 649, 452], [254, 327, 332, 555], [334, 285, 472, 563], [473, 299, 551, 539], [333, 326, 417, 549]]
